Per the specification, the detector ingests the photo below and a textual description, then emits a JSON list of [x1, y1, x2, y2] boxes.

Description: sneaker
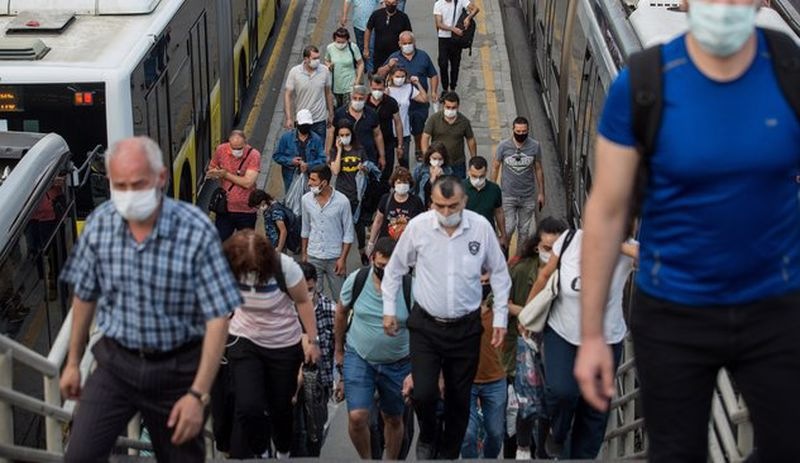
[[544, 427, 564, 458], [516, 448, 531, 460], [416, 441, 436, 460]]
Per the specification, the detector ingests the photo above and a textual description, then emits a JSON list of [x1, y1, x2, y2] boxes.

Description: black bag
[[628, 28, 800, 217], [208, 148, 252, 215], [268, 201, 303, 254], [451, 1, 476, 52], [358, 171, 388, 218]]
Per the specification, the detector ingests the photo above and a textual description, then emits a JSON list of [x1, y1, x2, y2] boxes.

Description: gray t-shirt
[[285, 64, 332, 123], [495, 137, 540, 198]]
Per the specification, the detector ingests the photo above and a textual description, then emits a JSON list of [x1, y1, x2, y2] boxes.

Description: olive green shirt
[[422, 111, 475, 166], [502, 256, 539, 377]]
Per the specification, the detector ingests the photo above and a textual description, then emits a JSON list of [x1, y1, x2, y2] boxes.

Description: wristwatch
[[309, 335, 320, 346], [188, 388, 211, 406]]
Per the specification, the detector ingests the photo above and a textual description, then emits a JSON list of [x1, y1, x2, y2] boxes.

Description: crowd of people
[[56, 0, 800, 462]]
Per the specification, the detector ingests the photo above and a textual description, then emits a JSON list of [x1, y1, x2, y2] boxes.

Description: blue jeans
[[542, 326, 622, 459], [353, 28, 375, 74], [460, 378, 507, 458], [343, 347, 410, 417], [311, 120, 327, 148]]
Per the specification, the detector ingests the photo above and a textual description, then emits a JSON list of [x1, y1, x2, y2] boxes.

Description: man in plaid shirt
[[59, 137, 241, 461]]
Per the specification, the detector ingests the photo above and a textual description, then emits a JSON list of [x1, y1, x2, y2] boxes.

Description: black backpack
[[628, 28, 800, 216], [345, 266, 412, 331], [451, 2, 476, 54], [268, 201, 302, 254]]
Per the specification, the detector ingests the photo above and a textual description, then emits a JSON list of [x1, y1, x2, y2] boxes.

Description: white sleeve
[[381, 221, 418, 316], [484, 225, 512, 328], [281, 254, 305, 287]]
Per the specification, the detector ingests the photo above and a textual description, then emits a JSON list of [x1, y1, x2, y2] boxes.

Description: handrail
[[0, 335, 59, 378]]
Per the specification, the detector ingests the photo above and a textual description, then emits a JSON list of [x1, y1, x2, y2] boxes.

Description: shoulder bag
[[208, 148, 252, 215]]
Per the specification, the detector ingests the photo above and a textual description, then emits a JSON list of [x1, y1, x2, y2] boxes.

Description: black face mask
[[373, 265, 385, 281], [386, 5, 397, 13], [481, 283, 492, 300], [513, 132, 528, 143], [298, 124, 312, 135]]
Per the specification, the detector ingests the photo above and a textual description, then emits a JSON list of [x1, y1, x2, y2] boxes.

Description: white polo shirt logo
[[468, 241, 480, 255]]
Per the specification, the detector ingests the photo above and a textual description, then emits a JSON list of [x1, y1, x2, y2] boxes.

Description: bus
[[0, 0, 280, 223], [518, 0, 800, 223]]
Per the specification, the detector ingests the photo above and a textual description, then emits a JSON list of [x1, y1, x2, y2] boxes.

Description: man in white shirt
[[381, 175, 511, 459], [433, 0, 479, 92]]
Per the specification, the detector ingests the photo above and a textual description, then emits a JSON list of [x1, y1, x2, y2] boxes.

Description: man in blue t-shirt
[[575, 1, 800, 462], [333, 237, 412, 460]]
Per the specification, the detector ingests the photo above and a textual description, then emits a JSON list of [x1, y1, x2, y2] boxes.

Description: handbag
[[518, 229, 577, 333], [208, 148, 252, 215], [450, 1, 476, 51]]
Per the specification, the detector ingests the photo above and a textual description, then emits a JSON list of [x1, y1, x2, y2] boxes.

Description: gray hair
[[104, 136, 164, 174], [399, 31, 414, 42], [351, 85, 369, 96]]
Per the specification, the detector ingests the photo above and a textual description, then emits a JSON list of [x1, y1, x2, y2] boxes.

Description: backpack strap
[[273, 253, 287, 294], [345, 266, 372, 332], [556, 229, 577, 275], [762, 28, 800, 122], [401, 274, 412, 311], [227, 147, 253, 192], [348, 42, 358, 70], [628, 45, 663, 216]]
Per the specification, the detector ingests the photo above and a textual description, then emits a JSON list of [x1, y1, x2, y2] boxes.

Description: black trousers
[[64, 337, 203, 462], [407, 305, 482, 459], [214, 211, 256, 242], [437, 38, 463, 91], [631, 289, 800, 463], [227, 336, 303, 457]]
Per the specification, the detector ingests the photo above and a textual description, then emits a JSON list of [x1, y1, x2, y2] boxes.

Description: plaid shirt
[[314, 293, 336, 387], [60, 198, 242, 351]]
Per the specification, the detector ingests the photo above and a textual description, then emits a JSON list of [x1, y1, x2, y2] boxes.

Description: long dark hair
[[222, 229, 279, 285]]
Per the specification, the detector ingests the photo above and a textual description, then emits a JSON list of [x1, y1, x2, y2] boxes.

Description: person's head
[[384, 0, 398, 12], [467, 157, 488, 190], [536, 216, 569, 265], [512, 116, 529, 144], [334, 119, 357, 148], [105, 136, 167, 223], [248, 190, 274, 210], [308, 164, 332, 195], [228, 130, 247, 154], [390, 167, 413, 196], [298, 261, 318, 299], [430, 176, 466, 228], [296, 109, 314, 135], [683, 0, 761, 58], [442, 92, 460, 119], [398, 31, 415, 55], [390, 66, 409, 88], [369, 75, 386, 101], [371, 237, 397, 281], [350, 85, 368, 112], [302, 45, 321, 69], [332, 27, 350, 49], [223, 229, 278, 285], [424, 142, 448, 168]]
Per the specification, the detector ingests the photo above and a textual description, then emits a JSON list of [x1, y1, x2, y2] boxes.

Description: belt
[[415, 304, 479, 325], [112, 338, 203, 361]]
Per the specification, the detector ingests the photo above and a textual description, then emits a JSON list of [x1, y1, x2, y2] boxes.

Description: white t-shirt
[[386, 83, 419, 139], [546, 230, 636, 345], [433, 0, 471, 39], [229, 254, 306, 349]]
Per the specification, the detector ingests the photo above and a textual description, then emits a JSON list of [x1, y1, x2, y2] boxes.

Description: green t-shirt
[[325, 42, 362, 95], [464, 179, 503, 228], [422, 111, 475, 166], [502, 257, 539, 377]]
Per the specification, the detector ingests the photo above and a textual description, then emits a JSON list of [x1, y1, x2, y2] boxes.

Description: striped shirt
[[60, 198, 242, 351]]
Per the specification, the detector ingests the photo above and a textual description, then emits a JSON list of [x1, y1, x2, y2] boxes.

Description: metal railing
[[0, 309, 219, 462], [602, 335, 754, 462]]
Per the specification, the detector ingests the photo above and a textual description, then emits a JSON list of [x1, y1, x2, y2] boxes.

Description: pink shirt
[[210, 143, 261, 213]]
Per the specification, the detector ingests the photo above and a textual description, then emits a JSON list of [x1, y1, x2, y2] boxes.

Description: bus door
[[247, 0, 258, 73]]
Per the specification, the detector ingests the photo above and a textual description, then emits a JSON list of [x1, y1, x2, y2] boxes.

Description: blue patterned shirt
[[347, 0, 380, 31], [60, 198, 242, 351], [313, 293, 336, 388]]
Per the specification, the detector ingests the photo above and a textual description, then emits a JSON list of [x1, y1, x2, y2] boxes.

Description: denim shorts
[[343, 347, 410, 417]]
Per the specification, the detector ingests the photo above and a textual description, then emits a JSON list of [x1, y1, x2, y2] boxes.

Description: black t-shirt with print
[[334, 147, 365, 204], [378, 192, 425, 240]]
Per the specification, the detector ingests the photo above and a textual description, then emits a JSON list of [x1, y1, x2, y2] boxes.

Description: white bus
[[0, 0, 280, 223]]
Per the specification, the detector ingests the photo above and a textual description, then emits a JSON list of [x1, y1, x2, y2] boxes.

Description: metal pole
[[0, 350, 13, 463], [42, 374, 63, 453], [127, 414, 140, 456]]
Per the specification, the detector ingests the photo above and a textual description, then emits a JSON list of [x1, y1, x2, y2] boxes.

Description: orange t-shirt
[[210, 143, 261, 213], [474, 307, 507, 384]]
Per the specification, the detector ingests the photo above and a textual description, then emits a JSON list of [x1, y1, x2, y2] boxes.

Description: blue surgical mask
[[688, 1, 757, 57]]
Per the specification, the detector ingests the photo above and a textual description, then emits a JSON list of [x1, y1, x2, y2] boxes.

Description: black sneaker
[[416, 441, 436, 460]]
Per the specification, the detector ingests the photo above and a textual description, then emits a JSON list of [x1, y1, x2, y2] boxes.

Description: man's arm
[[60, 297, 97, 399], [275, 220, 288, 253], [333, 302, 348, 364], [467, 136, 478, 158], [393, 112, 404, 144], [486, 225, 512, 344], [535, 159, 545, 210], [494, 206, 507, 245], [363, 28, 372, 60], [420, 132, 432, 153], [301, 198, 311, 261], [374, 126, 386, 168], [222, 169, 258, 189], [380, 224, 416, 319], [339, 0, 351, 26], [492, 157, 502, 183], [284, 87, 295, 129]]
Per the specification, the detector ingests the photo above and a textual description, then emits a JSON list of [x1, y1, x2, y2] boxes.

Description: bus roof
[[630, 3, 800, 48], [2, 0, 160, 15], [0, 0, 181, 81]]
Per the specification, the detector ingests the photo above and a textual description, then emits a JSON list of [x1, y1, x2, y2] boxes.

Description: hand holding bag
[[518, 229, 577, 333], [208, 148, 252, 215]]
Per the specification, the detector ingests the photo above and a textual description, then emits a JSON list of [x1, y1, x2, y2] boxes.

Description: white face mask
[[334, 41, 348, 50], [392, 77, 405, 87], [310, 185, 322, 196], [371, 89, 384, 100], [688, 1, 757, 57], [351, 99, 365, 111], [443, 108, 458, 119], [340, 135, 352, 146], [435, 210, 462, 228], [308, 58, 320, 69], [469, 176, 486, 189], [430, 159, 444, 168], [401, 44, 415, 55], [231, 148, 244, 158], [395, 183, 410, 195], [111, 187, 160, 222], [538, 251, 551, 265]]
